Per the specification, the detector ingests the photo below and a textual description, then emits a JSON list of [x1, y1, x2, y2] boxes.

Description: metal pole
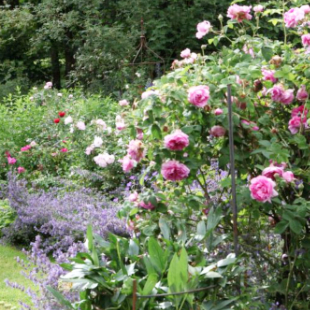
[[132, 279, 137, 310], [227, 84, 239, 255]]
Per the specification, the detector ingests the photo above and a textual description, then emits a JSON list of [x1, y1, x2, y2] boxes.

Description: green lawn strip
[[0, 245, 37, 309]]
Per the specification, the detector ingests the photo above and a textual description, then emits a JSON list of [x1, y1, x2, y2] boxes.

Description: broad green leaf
[[195, 220, 206, 241], [46, 286, 74, 309], [142, 273, 158, 295], [274, 221, 289, 234], [148, 237, 166, 274], [159, 217, 171, 240], [128, 239, 139, 256], [261, 46, 273, 61]]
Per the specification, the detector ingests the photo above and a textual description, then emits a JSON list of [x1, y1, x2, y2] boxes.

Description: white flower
[[95, 119, 107, 130], [68, 94, 73, 99], [70, 125, 74, 133], [135, 72, 141, 78], [93, 136, 103, 148], [76, 121, 86, 131], [94, 153, 115, 167], [57, 93, 63, 97], [64, 116, 73, 125], [119, 99, 129, 106], [115, 115, 126, 130], [141, 90, 159, 99], [30, 141, 37, 147], [29, 96, 34, 101]]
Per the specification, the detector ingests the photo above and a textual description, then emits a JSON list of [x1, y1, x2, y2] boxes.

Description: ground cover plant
[[3, 0, 310, 310]]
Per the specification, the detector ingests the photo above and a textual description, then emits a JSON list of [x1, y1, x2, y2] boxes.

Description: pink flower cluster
[[164, 130, 189, 151], [227, 4, 252, 22], [187, 85, 210, 108], [210, 126, 226, 137], [250, 163, 295, 203], [288, 105, 308, 134], [119, 140, 145, 173], [21, 145, 31, 152], [270, 85, 294, 105], [127, 192, 155, 210], [261, 68, 277, 83], [196, 20, 211, 39], [161, 160, 190, 181], [284, 7, 305, 28]]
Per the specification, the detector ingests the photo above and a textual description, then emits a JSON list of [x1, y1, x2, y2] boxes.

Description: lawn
[[0, 245, 35, 309]]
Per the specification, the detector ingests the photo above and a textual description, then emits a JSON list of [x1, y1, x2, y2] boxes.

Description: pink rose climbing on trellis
[[249, 176, 278, 203], [187, 85, 210, 108], [164, 130, 189, 151]]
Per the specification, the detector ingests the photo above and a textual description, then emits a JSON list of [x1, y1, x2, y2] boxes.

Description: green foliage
[[0, 200, 16, 236]]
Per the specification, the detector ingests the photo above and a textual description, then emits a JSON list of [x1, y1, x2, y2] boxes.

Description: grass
[[0, 245, 36, 309]]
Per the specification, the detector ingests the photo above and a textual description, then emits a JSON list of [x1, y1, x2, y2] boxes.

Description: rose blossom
[[210, 125, 226, 137], [301, 5, 310, 14], [249, 176, 278, 203], [93, 136, 103, 148], [30, 141, 37, 147], [301, 34, 310, 47], [291, 105, 308, 118], [21, 145, 31, 152], [253, 5, 264, 13], [262, 166, 284, 180], [85, 145, 95, 155], [17, 167, 25, 174], [119, 99, 129, 106], [136, 128, 143, 140], [8, 157, 17, 165], [127, 140, 144, 162], [58, 111, 66, 117], [128, 191, 139, 202], [270, 85, 294, 104], [95, 119, 107, 130], [60, 148, 68, 153], [180, 48, 191, 58], [284, 8, 305, 28], [262, 68, 277, 83], [288, 116, 303, 134], [94, 153, 115, 168], [119, 155, 136, 172], [115, 115, 126, 131], [44, 81, 53, 89], [76, 121, 86, 130], [196, 20, 211, 39], [281, 89, 294, 105], [164, 130, 189, 151], [54, 118, 60, 124], [187, 85, 210, 108], [68, 94, 73, 99], [296, 85, 308, 101], [139, 201, 155, 210], [242, 44, 255, 58], [227, 4, 252, 22], [161, 160, 190, 181], [141, 90, 159, 99], [64, 116, 73, 125], [283, 171, 295, 183], [214, 108, 223, 115]]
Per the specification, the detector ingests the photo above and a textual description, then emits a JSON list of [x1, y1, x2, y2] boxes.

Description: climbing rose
[[54, 118, 60, 124], [17, 167, 25, 174], [180, 48, 191, 58], [249, 176, 278, 203], [85, 145, 95, 155], [187, 85, 210, 108], [253, 5, 264, 13], [115, 115, 126, 131], [301, 5, 310, 14], [288, 116, 303, 134], [60, 148, 68, 153], [119, 155, 135, 172], [164, 130, 189, 151], [291, 105, 308, 118], [21, 145, 31, 152], [139, 201, 155, 210], [262, 68, 277, 83], [210, 126, 226, 137], [296, 85, 308, 101], [161, 160, 190, 181], [94, 153, 115, 168], [44, 81, 53, 89], [58, 111, 66, 117], [196, 20, 211, 39], [7, 157, 17, 165], [301, 34, 310, 47], [214, 108, 223, 115], [93, 136, 103, 148], [95, 119, 107, 130], [119, 99, 129, 106], [270, 85, 294, 105], [128, 192, 139, 202], [227, 4, 252, 22], [262, 166, 284, 180], [283, 171, 295, 183], [284, 8, 305, 28], [141, 90, 159, 99], [127, 140, 144, 162]]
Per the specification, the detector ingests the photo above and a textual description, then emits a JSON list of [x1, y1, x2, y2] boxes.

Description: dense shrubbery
[[3, 1, 310, 310]]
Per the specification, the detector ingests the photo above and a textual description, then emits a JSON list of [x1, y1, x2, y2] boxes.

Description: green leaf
[[151, 124, 162, 139], [86, 225, 93, 252], [148, 237, 167, 274], [128, 239, 139, 256], [142, 273, 158, 295], [205, 271, 223, 278], [217, 254, 236, 267], [46, 286, 74, 309], [289, 219, 303, 235], [274, 221, 289, 234], [261, 46, 273, 61], [159, 217, 171, 240], [195, 220, 206, 241]]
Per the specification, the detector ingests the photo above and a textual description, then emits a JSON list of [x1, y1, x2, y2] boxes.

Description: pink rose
[[291, 105, 308, 118], [164, 129, 189, 151], [60, 148, 68, 153], [242, 45, 255, 58], [187, 85, 210, 108], [210, 125, 226, 137], [161, 160, 190, 181], [128, 191, 139, 202], [281, 89, 294, 105], [136, 128, 144, 140], [301, 5, 310, 14], [119, 155, 136, 173], [21, 145, 31, 152], [241, 120, 250, 126], [196, 20, 211, 39], [214, 108, 223, 115], [262, 166, 284, 180], [270, 85, 294, 105], [253, 5, 264, 13], [288, 116, 303, 134], [301, 34, 310, 47], [227, 4, 252, 22], [17, 167, 25, 174], [284, 8, 305, 28], [119, 99, 129, 106], [296, 85, 308, 101], [180, 48, 191, 58], [262, 68, 277, 83], [141, 90, 159, 99], [8, 157, 17, 165], [139, 201, 155, 210], [249, 176, 278, 203], [283, 171, 295, 183], [252, 126, 260, 131], [127, 140, 144, 162]]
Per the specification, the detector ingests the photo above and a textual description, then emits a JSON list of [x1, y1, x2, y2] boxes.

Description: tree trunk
[[50, 43, 61, 89]]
